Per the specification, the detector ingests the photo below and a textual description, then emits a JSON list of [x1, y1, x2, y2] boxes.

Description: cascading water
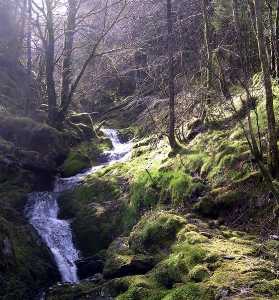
[[25, 129, 132, 284]]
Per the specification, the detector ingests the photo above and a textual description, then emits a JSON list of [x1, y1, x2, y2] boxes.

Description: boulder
[[77, 255, 105, 280], [103, 238, 155, 279]]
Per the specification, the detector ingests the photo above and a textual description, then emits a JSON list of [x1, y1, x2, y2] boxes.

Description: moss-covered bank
[[47, 211, 279, 299]]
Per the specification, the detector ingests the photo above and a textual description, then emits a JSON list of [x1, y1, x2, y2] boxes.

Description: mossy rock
[[129, 212, 187, 254], [162, 283, 213, 300], [61, 151, 91, 177], [59, 175, 125, 257], [188, 265, 210, 282], [194, 190, 249, 217], [177, 230, 209, 244], [103, 237, 156, 279], [253, 279, 279, 296], [0, 183, 60, 299], [61, 137, 113, 177]]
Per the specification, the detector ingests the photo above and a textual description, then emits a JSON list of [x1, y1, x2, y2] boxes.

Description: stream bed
[[25, 129, 132, 283]]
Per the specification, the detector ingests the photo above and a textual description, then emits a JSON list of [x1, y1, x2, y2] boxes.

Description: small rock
[[215, 288, 230, 300], [270, 235, 279, 241], [2, 238, 13, 257], [223, 255, 235, 260]]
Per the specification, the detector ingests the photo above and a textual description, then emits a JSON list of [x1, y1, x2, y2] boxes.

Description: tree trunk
[[202, 0, 212, 99], [167, 0, 178, 150], [60, 0, 78, 122], [25, 0, 32, 114], [232, 0, 249, 78], [45, 0, 58, 125], [276, 0, 279, 77], [254, 0, 279, 176], [266, 1, 276, 77]]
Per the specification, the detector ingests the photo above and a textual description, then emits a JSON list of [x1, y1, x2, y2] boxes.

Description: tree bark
[[25, 0, 32, 114], [45, 0, 58, 125], [167, 0, 178, 150], [60, 0, 78, 117], [266, 1, 276, 77], [276, 0, 279, 77], [232, 0, 249, 78], [254, 0, 279, 176], [202, 0, 212, 93]]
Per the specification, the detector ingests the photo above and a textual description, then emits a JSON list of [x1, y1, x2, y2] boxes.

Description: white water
[[25, 129, 132, 283]]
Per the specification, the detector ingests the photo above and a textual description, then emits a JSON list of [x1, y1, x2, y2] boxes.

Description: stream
[[25, 129, 132, 284]]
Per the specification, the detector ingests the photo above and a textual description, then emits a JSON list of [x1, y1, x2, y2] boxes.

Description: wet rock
[[269, 235, 279, 241], [85, 273, 103, 284], [103, 254, 155, 279], [2, 238, 13, 257], [103, 237, 155, 279], [77, 256, 105, 280]]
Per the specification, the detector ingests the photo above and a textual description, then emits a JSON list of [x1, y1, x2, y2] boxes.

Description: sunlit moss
[[129, 212, 186, 254]]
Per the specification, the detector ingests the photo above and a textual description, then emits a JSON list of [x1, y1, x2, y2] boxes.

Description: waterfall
[[25, 129, 132, 283]]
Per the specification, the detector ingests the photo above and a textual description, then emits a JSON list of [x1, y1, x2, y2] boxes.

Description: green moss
[[61, 151, 90, 177], [162, 283, 213, 300], [194, 190, 249, 217], [117, 286, 167, 300], [171, 244, 207, 269], [61, 137, 113, 177], [59, 175, 124, 256], [168, 171, 205, 206], [129, 212, 186, 254], [177, 230, 209, 244], [130, 169, 205, 212], [188, 265, 210, 282], [253, 279, 279, 296], [153, 253, 189, 288]]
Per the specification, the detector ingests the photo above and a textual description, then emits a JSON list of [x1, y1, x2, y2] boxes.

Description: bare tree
[[32, 0, 127, 127]]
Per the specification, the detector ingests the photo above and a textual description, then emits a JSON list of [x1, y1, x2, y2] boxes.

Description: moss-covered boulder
[[128, 212, 186, 254], [61, 136, 112, 177], [59, 175, 125, 257], [103, 237, 156, 279], [0, 115, 69, 174], [193, 188, 250, 218], [188, 265, 210, 282]]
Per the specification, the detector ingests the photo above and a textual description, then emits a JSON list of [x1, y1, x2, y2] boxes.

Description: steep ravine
[[25, 129, 132, 287]]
